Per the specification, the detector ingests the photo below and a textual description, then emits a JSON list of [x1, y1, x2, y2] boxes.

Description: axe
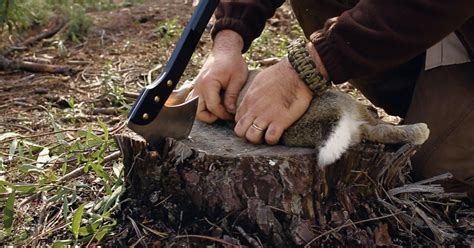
[[127, 0, 219, 148]]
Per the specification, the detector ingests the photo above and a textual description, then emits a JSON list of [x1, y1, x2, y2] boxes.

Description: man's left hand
[[234, 58, 313, 145]]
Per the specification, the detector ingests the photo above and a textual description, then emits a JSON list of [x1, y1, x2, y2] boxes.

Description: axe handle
[[128, 0, 219, 125]]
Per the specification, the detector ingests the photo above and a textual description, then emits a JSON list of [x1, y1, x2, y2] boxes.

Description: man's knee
[[405, 63, 474, 196]]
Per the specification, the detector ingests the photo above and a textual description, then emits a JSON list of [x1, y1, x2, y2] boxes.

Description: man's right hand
[[187, 30, 248, 123]]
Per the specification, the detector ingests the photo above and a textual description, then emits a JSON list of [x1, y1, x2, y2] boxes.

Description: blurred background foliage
[[0, 0, 141, 41]]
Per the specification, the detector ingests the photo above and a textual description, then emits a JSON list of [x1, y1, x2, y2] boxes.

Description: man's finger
[[234, 115, 255, 138], [235, 95, 250, 121], [224, 75, 246, 114], [204, 83, 233, 120], [197, 111, 218, 123], [196, 98, 218, 123], [265, 122, 285, 145], [245, 117, 269, 144]]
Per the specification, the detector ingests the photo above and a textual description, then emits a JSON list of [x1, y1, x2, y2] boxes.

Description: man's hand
[[188, 30, 248, 123], [234, 58, 313, 145]]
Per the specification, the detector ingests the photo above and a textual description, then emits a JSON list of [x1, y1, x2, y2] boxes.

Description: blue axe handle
[[128, 0, 220, 125]]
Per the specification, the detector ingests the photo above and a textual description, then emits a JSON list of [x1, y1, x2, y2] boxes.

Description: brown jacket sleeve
[[211, 0, 285, 52], [311, 0, 474, 84]]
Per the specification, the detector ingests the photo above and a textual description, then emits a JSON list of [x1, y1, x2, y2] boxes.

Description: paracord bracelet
[[287, 38, 331, 95]]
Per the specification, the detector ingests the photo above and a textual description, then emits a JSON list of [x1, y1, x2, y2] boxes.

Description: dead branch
[[174, 234, 242, 247], [1, 17, 66, 57], [0, 55, 74, 74]]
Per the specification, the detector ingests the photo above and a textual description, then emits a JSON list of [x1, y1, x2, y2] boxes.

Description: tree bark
[[114, 121, 469, 247]]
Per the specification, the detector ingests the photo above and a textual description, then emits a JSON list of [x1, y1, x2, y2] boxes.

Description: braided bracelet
[[287, 38, 331, 95]]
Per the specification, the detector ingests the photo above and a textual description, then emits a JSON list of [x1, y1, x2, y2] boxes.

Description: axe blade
[[127, 96, 198, 147]]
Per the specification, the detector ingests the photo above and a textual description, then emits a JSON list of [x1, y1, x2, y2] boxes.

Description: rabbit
[[171, 70, 430, 168]]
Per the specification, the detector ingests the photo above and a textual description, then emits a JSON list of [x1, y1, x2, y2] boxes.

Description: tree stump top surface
[[183, 121, 316, 158]]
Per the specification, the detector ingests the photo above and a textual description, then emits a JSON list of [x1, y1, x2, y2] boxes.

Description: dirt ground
[[0, 0, 300, 246], [0, 0, 301, 136]]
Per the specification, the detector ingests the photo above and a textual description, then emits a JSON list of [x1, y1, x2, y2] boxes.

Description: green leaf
[[98, 119, 109, 142], [90, 161, 111, 184], [18, 164, 45, 173], [71, 204, 85, 240], [52, 240, 72, 248], [78, 226, 93, 237], [67, 97, 75, 108], [14, 184, 36, 193], [61, 162, 68, 175], [3, 190, 15, 236], [0, 184, 7, 193], [8, 139, 18, 160], [94, 220, 116, 241], [0, 157, 5, 172], [47, 188, 64, 202], [0, 176, 12, 187], [94, 228, 109, 241], [112, 162, 123, 178], [62, 195, 69, 222], [0, 132, 20, 141], [100, 185, 123, 214], [36, 147, 51, 168], [20, 140, 42, 148]]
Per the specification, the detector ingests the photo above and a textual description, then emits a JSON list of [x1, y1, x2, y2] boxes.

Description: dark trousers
[[290, 0, 474, 197]]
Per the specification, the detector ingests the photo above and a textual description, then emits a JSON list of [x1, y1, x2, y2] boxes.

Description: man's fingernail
[[228, 104, 236, 113]]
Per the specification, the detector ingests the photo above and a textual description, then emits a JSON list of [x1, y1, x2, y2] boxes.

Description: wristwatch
[[287, 38, 331, 95]]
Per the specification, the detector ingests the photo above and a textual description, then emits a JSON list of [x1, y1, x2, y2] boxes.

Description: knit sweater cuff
[[312, 34, 352, 84], [211, 18, 253, 53]]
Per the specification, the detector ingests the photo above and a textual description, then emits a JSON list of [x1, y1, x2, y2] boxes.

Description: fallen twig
[[1, 17, 66, 57], [174, 234, 243, 247], [127, 216, 147, 247], [0, 55, 75, 75], [123, 91, 140, 99], [411, 172, 453, 185], [236, 226, 262, 248], [304, 212, 401, 247]]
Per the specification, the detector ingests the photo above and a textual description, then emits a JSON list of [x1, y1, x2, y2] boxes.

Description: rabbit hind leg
[[360, 123, 430, 145]]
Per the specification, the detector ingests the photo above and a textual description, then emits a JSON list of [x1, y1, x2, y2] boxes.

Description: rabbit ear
[[317, 111, 365, 168]]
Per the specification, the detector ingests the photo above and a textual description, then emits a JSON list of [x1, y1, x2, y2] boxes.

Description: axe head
[[126, 0, 219, 148], [127, 90, 198, 148]]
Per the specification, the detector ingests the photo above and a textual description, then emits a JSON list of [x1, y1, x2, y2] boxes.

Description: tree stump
[[114, 121, 468, 247]]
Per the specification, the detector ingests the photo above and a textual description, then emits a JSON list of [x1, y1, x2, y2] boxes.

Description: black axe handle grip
[[128, 0, 219, 125]]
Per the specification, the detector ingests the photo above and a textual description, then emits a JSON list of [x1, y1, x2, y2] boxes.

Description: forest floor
[[1, 0, 470, 247], [0, 0, 304, 246]]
